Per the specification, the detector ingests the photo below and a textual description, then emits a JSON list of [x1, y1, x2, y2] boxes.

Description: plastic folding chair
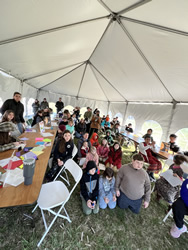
[[72, 144, 78, 158], [163, 208, 188, 226], [32, 159, 82, 247]]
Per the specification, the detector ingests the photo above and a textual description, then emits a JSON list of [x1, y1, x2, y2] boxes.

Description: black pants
[[172, 197, 188, 228]]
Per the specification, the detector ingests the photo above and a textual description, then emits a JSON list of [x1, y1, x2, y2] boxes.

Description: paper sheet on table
[[31, 146, 45, 151], [41, 132, 53, 137], [3, 160, 23, 170], [3, 168, 24, 187], [20, 137, 29, 141], [26, 129, 36, 132], [51, 122, 58, 126], [31, 151, 43, 156], [22, 151, 38, 160], [44, 127, 50, 129], [160, 169, 182, 187], [35, 137, 44, 141], [43, 138, 51, 142], [36, 141, 45, 145], [0, 156, 20, 168]]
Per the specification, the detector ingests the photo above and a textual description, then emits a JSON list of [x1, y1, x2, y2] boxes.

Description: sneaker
[[170, 224, 187, 238]]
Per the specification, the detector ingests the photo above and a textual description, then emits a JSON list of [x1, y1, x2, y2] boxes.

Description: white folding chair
[[72, 144, 78, 158], [163, 207, 188, 226], [32, 159, 82, 247]]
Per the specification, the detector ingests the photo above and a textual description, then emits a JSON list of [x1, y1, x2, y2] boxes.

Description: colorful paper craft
[[43, 138, 51, 142], [3, 160, 23, 170], [31, 151, 43, 156], [41, 132, 53, 137], [35, 137, 44, 141], [22, 151, 38, 160], [31, 146, 45, 152], [16, 152, 21, 157], [36, 141, 45, 145], [20, 137, 29, 141]]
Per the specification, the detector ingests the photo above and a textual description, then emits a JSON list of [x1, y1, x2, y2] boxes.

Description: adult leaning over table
[[0, 122, 22, 152]]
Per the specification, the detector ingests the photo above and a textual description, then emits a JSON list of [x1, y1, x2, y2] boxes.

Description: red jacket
[[90, 133, 99, 148], [105, 146, 122, 169]]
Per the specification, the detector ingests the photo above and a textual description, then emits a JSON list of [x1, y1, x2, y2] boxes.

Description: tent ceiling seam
[[117, 0, 151, 15], [88, 17, 113, 61], [76, 62, 88, 98], [0, 68, 21, 81], [90, 63, 109, 101], [97, 0, 114, 14], [121, 16, 188, 37], [90, 62, 128, 102], [24, 61, 87, 81], [0, 16, 110, 46], [119, 19, 175, 101], [38, 62, 86, 90]]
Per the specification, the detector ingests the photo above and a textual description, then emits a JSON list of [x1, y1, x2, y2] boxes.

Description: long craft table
[[0, 124, 57, 208]]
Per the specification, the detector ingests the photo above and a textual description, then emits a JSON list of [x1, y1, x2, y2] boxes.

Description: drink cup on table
[[23, 158, 36, 185]]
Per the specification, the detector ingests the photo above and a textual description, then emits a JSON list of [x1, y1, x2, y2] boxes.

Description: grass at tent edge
[[0, 145, 188, 250]]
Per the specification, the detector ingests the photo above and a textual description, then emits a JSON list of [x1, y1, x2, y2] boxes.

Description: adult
[[89, 110, 101, 136], [115, 154, 151, 214], [84, 107, 92, 133], [55, 97, 64, 113], [32, 99, 40, 115], [40, 98, 49, 110], [125, 123, 133, 133], [0, 92, 25, 133], [75, 118, 86, 138]]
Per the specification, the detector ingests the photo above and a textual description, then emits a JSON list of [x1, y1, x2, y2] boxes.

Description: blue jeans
[[117, 190, 142, 214], [99, 193, 116, 209], [75, 131, 82, 139], [17, 123, 24, 134]]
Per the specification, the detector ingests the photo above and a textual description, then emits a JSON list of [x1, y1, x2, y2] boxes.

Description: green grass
[[1, 142, 188, 249]]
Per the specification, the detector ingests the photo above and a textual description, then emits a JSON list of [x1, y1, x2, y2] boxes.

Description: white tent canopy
[[1, 0, 188, 143]]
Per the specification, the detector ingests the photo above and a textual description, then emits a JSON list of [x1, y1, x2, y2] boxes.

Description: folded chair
[[32, 159, 82, 247], [163, 207, 188, 226]]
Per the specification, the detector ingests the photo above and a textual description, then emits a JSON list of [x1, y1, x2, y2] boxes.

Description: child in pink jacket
[[83, 146, 99, 173], [97, 139, 109, 163]]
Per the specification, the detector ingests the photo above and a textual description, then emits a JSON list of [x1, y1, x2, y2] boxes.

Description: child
[[125, 123, 133, 133], [170, 179, 188, 238], [31, 110, 44, 126], [83, 146, 99, 172], [90, 132, 99, 148], [97, 139, 109, 163], [99, 168, 116, 209], [80, 161, 99, 215], [104, 129, 114, 146], [80, 141, 89, 158], [66, 118, 75, 137], [105, 142, 122, 170], [155, 154, 187, 205]]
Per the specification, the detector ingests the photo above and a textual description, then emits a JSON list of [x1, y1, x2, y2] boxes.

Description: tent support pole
[[36, 62, 86, 90], [107, 101, 110, 114], [76, 62, 88, 99], [90, 63, 109, 101], [165, 100, 177, 141], [90, 63, 127, 102], [118, 19, 175, 100], [0, 16, 110, 46], [122, 102, 128, 126]]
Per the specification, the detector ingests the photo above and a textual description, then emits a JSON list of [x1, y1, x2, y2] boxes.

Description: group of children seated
[[0, 106, 188, 239]]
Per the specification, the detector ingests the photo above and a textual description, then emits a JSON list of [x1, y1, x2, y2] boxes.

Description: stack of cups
[[23, 158, 36, 185]]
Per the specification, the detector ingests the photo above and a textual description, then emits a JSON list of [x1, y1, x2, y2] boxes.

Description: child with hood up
[[80, 161, 99, 215], [83, 146, 99, 172], [90, 132, 99, 148], [104, 129, 114, 146]]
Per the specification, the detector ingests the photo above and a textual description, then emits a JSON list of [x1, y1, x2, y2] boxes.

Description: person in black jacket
[[75, 118, 86, 138], [46, 130, 74, 181], [0, 92, 25, 133], [80, 161, 99, 215], [55, 97, 64, 113], [169, 134, 180, 153]]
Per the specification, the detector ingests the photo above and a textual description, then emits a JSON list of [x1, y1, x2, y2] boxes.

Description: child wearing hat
[[80, 161, 99, 215]]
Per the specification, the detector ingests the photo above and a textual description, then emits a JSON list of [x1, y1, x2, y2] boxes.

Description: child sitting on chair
[[97, 139, 109, 163], [80, 161, 99, 215], [99, 168, 116, 209], [155, 154, 187, 206]]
